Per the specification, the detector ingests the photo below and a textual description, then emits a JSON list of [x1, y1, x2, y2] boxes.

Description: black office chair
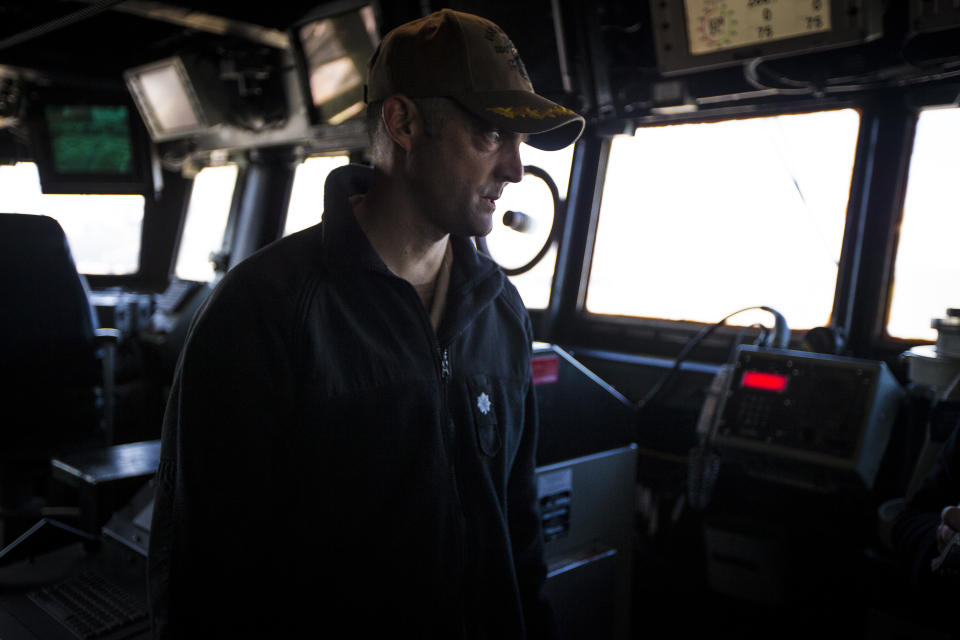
[[0, 213, 116, 542]]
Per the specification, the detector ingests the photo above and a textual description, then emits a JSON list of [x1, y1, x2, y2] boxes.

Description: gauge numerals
[[686, 0, 831, 55]]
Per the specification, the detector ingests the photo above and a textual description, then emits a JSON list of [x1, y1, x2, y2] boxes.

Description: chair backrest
[[0, 213, 102, 455]]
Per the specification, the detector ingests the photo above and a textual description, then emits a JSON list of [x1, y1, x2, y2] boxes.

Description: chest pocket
[[467, 375, 501, 456]]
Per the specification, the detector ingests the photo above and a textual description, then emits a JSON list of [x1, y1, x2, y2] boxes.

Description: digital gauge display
[[685, 0, 832, 55], [741, 370, 789, 393]]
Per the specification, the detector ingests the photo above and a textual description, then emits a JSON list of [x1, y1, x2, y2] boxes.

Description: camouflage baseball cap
[[366, 9, 584, 151]]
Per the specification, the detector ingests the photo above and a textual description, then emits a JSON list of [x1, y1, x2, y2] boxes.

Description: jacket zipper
[[435, 342, 468, 605], [440, 347, 451, 381], [393, 272, 469, 629]]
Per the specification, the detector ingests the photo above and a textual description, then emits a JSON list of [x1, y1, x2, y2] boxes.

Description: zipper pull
[[440, 348, 451, 381]]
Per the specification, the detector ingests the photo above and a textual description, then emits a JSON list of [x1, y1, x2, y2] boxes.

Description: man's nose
[[498, 142, 524, 184]]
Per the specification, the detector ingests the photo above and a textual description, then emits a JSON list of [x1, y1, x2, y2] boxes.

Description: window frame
[[0, 161, 147, 279], [833, 83, 960, 360], [168, 161, 245, 284], [879, 101, 960, 346], [543, 97, 877, 363]]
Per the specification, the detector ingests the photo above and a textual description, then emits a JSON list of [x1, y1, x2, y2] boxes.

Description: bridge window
[[174, 164, 239, 282], [284, 154, 349, 236], [486, 143, 574, 309], [0, 162, 144, 275], [887, 107, 960, 341], [587, 109, 860, 330]]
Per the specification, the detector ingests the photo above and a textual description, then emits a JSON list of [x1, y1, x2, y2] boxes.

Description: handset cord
[[636, 305, 788, 414]]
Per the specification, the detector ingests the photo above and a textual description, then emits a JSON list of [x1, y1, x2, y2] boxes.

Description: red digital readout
[[741, 370, 789, 393]]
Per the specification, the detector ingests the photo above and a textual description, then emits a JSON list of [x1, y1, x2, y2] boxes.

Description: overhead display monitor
[[290, 0, 380, 126], [649, 0, 882, 76], [30, 98, 152, 195], [130, 62, 201, 134], [46, 105, 134, 175], [125, 56, 225, 142]]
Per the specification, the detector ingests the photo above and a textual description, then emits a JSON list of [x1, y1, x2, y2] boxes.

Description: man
[[890, 395, 960, 635], [894, 422, 960, 583], [148, 8, 584, 639]]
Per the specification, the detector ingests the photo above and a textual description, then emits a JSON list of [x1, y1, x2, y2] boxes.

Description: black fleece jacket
[[892, 421, 960, 587], [148, 165, 551, 639]]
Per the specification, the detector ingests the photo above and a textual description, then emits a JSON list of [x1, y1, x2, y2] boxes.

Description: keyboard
[[155, 279, 200, 315], [27, 570, 148, 639]]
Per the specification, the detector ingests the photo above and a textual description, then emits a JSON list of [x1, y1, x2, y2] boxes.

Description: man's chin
[[467, 215, 494, 238]]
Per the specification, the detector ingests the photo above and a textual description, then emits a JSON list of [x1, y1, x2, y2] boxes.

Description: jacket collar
[[320, 164, 384, 273], [321, 164, 505, 342]]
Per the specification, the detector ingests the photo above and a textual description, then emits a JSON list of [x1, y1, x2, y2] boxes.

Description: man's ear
[[381, 95, 421, 153]]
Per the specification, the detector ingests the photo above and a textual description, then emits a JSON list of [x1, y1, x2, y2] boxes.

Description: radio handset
[[687, 364, 733, 512]]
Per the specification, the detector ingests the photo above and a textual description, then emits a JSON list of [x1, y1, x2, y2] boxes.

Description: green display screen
[[44, 104, 134, 175]]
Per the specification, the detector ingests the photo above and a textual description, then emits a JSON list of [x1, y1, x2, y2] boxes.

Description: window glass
[[587, 109, 860, 330], [284, 155, 349, 236], [488, 142, 574, 309], [518, 143, 573, 198], [174, 164, 238, 282], [887, 107, 960, 341], [0, 162, 143, 275]]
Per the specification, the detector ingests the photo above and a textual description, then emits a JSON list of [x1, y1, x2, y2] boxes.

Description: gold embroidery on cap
[[486, 105, 576, 119]]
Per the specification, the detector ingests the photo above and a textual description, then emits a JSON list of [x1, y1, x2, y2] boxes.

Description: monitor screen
[[31, 97, 152, 195], [45, 104, 135, 176], [130, 62, 202, 134], [124, 56, 214, 142], [291, 1, 380, 126]]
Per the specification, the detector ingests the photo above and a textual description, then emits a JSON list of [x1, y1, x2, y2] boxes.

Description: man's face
[[407, 101, 525, 238]]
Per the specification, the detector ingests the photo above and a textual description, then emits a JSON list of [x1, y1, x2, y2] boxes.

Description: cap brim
[[456, 90, 585, 151]]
